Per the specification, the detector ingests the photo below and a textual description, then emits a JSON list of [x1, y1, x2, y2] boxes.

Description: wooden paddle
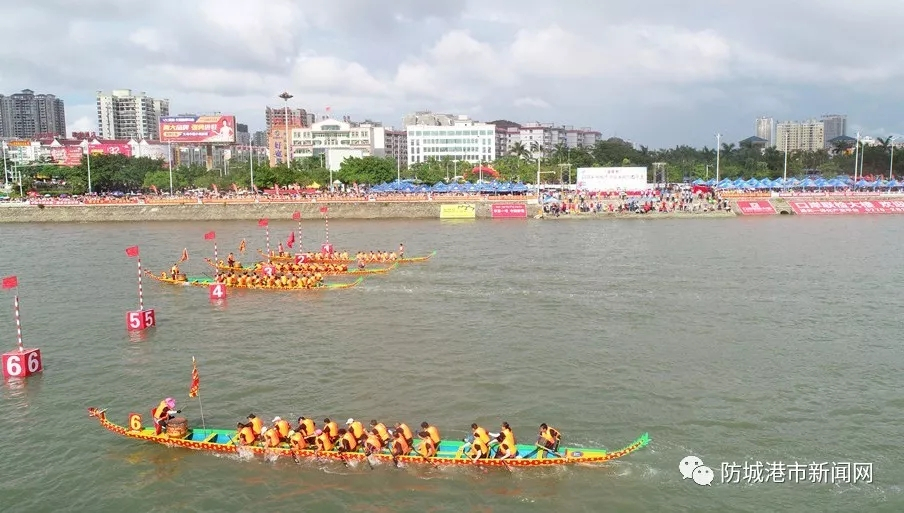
[[535, 444, 566, 459]]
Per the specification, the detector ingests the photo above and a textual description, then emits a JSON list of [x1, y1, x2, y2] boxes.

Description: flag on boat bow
[[287, 231, 295, 248], [179, 248, 189, 262], [189, 357, 200, 398], [239, 239, 246, 253]]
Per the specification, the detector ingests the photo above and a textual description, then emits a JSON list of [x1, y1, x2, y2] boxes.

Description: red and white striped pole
[[266, 225, 271, 256], [293, 211, 302, 253], [214, 241, 218, 264], [137, 255, 144, 311], [14, 291, 23, 353], [324, 211, 329, 246]]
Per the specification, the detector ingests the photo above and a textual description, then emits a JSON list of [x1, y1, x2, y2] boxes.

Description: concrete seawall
[[0, 201, 538, 223]]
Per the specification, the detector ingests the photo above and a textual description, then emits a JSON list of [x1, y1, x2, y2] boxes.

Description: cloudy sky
[[3, 0, 903, 148]]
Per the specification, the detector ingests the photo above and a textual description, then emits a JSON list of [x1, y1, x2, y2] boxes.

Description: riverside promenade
[[2, 192, 904, 222]]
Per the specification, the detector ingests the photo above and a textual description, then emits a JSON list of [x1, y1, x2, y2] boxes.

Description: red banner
[[48, 146, 84, 166], [736, 200, 777, 215], [87, 143, 132, 157], [789, 200, 904, 215], [491, 203, 527, 218]]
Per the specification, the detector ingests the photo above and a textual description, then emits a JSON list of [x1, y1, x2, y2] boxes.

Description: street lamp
[[782, 130, 789, 183], [853, 131, 861, 181], [890, 136, 897, 180], [278, 91, 293, 167], [249, 141, 255, 194], [2, 141, 8, 187], [715, 133, 721, 183], [167, 142, 174, 195], [86, 142, 93, 194]]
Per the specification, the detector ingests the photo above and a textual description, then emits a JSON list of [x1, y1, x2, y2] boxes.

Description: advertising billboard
[[49, 146, 85, 166], [576, 167, 649, 191], [87, 143, 132, 156], [159, 115, 237, 144], [439, 203, 476, 219], [491, 203, 528, 218]]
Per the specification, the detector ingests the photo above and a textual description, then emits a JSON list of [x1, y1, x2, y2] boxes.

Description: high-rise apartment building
[[252, 130, 268, 148], [775, 120, 825, 152], [265, 107, 313, 132], [0, 89, 66, 138], [820, 114, 846, 148], [96, 89, 169, 140], [384, 128, 408, 168], [755, 117, 774, 146]]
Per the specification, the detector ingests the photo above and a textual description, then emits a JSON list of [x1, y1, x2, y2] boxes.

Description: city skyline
[[2, 1, 903, 148]]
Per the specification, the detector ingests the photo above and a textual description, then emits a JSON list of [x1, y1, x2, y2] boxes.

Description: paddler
[[273, 416, 291, 439], [537, 423, 561, 452], [390, 430, 411, 459], [393, 422, 414, 447], [296, 416, 316, 439], [346, 418, 366, 443], [357, 256, 366, 270], [236, 422, 256, 445], [151, 397, 179, 435], [467, 434, 490, 460], [262, 427, 282, 448], [399, 243, 404, 258], [170, 264, 179, 280], [417, 421, 440, 458], [370, 419, 391, 445], [322, 418, 339, 442], [288, 429, 307, 450], [364, 429, 384, 456], [493, 422, 518, 459], [247, 413, 264, 438], [227, 252, 236, 267], [470, 423, 492, 446], [337, 428, 358, 453], [314, 429, 334, 451]]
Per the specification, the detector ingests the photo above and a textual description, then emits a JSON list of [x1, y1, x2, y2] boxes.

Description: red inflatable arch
[[466, 165, 500, 179]]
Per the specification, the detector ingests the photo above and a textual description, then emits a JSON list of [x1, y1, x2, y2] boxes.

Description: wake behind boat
[[87, 408, 649, 468]]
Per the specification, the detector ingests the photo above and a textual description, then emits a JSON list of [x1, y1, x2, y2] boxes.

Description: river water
[[0, 216, 902, 512]]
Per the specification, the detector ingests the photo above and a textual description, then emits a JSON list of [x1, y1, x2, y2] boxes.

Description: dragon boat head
[[87, 407, 107, 421]]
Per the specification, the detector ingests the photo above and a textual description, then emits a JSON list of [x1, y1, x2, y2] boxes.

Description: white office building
[[406, 115, 496, 166], [277, 117, 385, 169], [775, 120, 825, 152]]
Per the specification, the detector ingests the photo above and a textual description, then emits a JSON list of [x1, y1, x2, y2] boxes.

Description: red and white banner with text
[[789, 200, 904, 215], [736, 201, 777, 215]]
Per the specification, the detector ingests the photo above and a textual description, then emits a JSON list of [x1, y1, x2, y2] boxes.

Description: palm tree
[[509, 142, 531, 160]]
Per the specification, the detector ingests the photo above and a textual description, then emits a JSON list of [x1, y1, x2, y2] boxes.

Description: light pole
[[167, 142, 174, 195], [86, 143, 93, 194], [890, 136, 897, 180], [715, 133, 721, 183], [853, 131, 861, 181], [249, 141, 255, 194], [396, 152, 401, 184], [860, 139, 866, 179], [782, 130, 789, 183], [2, 142, 8, 187], [278, 91, 293, 167]]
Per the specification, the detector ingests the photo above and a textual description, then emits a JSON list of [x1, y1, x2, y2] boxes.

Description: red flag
[[179, 248, 189, 262], [188, 356, 200, 398], [292, 211, 301, 220], [125, 246, 140, 257], [319, 206, 328, 214], [204, 231, 215, 240], [239, 239, 246, 253], [1, 275, 18, 289], [287, 231, 295, 248], [258, 218, 269, 227]]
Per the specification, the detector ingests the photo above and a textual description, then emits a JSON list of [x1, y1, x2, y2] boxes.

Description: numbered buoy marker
[[2, 348, 42, 379], [126, 309, 156, 331], [208, 283, 226, 300]]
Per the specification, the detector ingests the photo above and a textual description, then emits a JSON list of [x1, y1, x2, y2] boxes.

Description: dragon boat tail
[[87, 407, 649, 468]]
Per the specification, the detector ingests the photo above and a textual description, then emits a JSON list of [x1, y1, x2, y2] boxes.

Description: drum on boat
[[167, 417, 189, 439]]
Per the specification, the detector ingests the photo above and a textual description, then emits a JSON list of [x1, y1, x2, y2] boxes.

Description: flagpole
[[197, 391, 206, 430], [192, 355, 206, 430]]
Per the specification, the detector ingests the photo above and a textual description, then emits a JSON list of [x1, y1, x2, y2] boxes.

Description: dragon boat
[[87, 408, 649, 468], [145, 270, 363, 291], [259, 249, 436, 265], [204, 258, 397, 276]]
